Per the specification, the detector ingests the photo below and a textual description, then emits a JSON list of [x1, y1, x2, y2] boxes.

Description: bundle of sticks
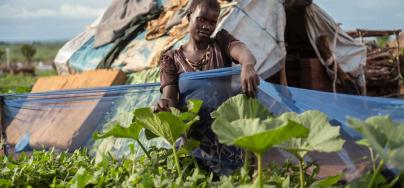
[[366, 48, 401, 97]]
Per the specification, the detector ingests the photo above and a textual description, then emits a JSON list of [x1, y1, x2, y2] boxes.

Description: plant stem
[[298, 157, 305, 188], [136, 139, 151, 160], [243, 150, 250, 175], [367, 159, 384, 188], [369, 147, 376, 172], [172, 145, 182, 177], [255, 153, 263, 188]]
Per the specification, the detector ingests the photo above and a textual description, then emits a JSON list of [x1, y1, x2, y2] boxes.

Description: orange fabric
[[146, 0, 189, 40]]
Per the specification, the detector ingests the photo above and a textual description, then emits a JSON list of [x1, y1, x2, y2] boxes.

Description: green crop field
[[0, 70, 57, 94], [1, 95, 403, 187]]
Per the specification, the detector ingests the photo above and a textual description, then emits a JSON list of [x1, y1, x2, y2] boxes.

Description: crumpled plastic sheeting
[[305, 4, 367, 88], [111, 31, 171, 73], [94, 0, 158, 48], [68, 37, 114, 72], [215, 0, 287, 80], [54, 11, 105, 75]]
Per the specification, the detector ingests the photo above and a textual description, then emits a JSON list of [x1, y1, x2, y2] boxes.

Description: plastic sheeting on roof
[[111, 31, 170, 73], [56, 0, 367, 82], [68, 37, 114, 72], [54, 11, 105, 75], [215, 0, 287, 79], [94, 0, 158, 47], [305, 4, 367, 89]]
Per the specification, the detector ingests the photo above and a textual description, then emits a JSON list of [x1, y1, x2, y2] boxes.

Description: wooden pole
[[280, 62, 288, 86], [395, 32, 402, 97], [0, 96, 7, 156]]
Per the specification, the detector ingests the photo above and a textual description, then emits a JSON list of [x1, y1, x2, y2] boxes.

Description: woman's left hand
[[241, 64, 260, 98]]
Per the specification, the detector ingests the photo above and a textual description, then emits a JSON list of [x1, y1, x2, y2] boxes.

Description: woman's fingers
[[242, 79, 248, 95], [243, 74, 260, 98], [154, 99, 171, 112], [251, 79, 258, 97], [240, 64, 260, 98], [247, 79, 254, 98]]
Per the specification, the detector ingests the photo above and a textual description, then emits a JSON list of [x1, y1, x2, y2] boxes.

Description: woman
[[155, 0, 260, 174]]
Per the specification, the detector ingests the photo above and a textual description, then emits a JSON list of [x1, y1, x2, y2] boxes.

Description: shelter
[[54, 0, 367, 93]]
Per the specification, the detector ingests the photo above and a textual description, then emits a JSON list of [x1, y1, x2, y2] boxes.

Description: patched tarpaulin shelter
[[54, 0, 367, 92]]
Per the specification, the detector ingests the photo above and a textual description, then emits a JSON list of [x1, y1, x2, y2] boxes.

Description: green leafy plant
[[278, 111, 345, 188], [213, 118, 309, 188], [348, 116, 404, 188], [133, 99, 203, 178], [93, 121, 151, 159], [211, 95, 309, 188], [211, 94, 272, 175]]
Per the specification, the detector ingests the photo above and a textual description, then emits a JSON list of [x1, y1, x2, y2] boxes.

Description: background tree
[[20, 44, 36, 64], [0, 48, 5, 63]]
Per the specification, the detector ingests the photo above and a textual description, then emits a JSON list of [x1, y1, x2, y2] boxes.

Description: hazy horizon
[[0, 0, 403, 43]]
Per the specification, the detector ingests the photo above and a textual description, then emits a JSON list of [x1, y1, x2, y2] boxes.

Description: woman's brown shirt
[[160, 29, 241, 91]]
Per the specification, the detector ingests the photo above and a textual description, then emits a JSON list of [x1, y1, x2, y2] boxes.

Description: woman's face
[[188, 4, 219, 42]]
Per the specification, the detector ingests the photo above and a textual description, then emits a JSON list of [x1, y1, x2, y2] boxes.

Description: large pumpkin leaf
[[212, 118, 309, 154], [93, 121, 142, 140], [348, 116, 404, 170], [211, 94, 271, 122], [134, 107, 200, 145], [278, 111, 345, 157]]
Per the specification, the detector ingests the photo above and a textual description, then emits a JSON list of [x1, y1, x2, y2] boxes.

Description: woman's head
[[187, 0, 220, 42]]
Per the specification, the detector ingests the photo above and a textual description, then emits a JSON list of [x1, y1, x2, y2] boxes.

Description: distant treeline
[[0, 41, 65, 63]]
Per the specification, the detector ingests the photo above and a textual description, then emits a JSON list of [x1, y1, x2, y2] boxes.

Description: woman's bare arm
[[230, 43, 260, 97]]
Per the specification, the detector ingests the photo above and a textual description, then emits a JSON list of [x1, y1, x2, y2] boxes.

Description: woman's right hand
[[153, 98, 174, 112]]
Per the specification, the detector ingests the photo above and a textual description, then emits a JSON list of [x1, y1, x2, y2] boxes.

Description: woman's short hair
[[187, 0, 220, 16]]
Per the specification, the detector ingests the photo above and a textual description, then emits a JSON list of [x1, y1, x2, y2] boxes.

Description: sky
[[0, 0, 403, 42]]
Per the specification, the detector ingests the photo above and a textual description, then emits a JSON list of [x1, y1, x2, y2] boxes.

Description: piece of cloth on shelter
[[214, 0, 287, 80], [111, 20, 189, 73], [94, 0, 158, 48], [111, 32, 170, 73], [54, 11, 105, 75], [146, 0, 189, 40], [165, 0, 193, 30], [68, 37, 114, 72], [305, 4, 367, 92], [98, 10, 162, 70]]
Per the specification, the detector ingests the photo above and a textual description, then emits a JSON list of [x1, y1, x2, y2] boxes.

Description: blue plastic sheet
[[1, 67, 404, 156], [69, 36, 114, 72]]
